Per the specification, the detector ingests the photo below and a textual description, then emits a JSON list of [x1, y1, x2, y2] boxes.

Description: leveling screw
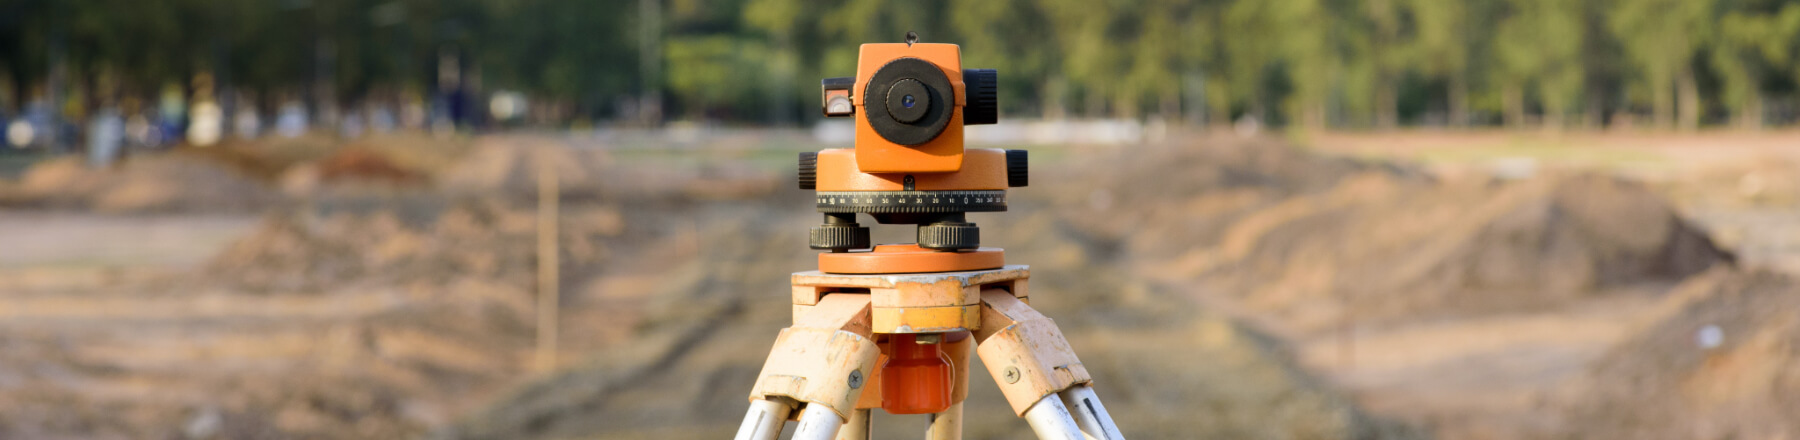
[[1003, 366, 1021, 384], [849, 370, 865, 389]]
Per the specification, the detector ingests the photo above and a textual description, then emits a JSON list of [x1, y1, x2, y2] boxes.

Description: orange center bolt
[[880, 333, 953, 414]]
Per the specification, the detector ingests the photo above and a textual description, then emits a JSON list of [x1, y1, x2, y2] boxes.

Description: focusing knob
[[811, 224, 871, 251], [963, 69, 998, 126], [798, 152, 818, 190], [918, 222, 979, 250], [1005, 149, 1028, 187]]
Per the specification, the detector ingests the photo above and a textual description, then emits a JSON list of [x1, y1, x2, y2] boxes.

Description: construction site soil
[[0, 132, 1786, 439], [1560, 268, 1800, 440]]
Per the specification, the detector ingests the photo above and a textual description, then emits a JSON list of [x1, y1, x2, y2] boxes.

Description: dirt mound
[[314, 148, 426, 185], [10, 155, 279, 213], [1204, 173, 1729, 332], [1561, 269, 1800, 439], [439, 140, 613, 197], [207, 200, 623, 292], [1043, 140, 1731, 334], [437, 138, 779, 201]]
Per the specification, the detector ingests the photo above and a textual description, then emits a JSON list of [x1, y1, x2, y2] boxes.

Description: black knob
[[798, 152, 818, 190], [811, 224, 872, 251], [1005, 149, 1027, 187], [918, 221, 979, 250], [963, 69, 998, 126], [812, 213, 869, 251]]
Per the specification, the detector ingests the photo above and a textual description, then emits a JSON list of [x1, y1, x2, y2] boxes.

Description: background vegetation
[[4, 0, 1800, 129]]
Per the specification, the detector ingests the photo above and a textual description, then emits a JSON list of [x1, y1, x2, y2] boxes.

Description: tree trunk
[[1113, 95, 1138, 119], [1448, 73, 1469, 128], [1677, 67, 1700, 131], [1737, 92, 1763, 131], [1160, 89, 1181, 125], [1042, 76, 1066, 121], [1184, 72, 1207, 127], [1584, 89, 1604, 130], [1084, 86, 1106, 119], [1651, 77, 1674, 130], [1211, 100, 1232, 128], [769, 39, 794, 126], [638, 0, 663, 126], [1502, 83, 1525, 129], [1305, 101, 1327, 132], [1543, 106, 1565, 133], [1375, 75, 1397, 130]]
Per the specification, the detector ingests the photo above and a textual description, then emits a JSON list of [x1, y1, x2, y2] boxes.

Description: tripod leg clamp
[[748, 294, 880, 421], [974, 289, 1093, 416]]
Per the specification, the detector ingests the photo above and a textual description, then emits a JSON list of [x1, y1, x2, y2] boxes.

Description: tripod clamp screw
[[1002, 366, 1021, 384], [848, 370, 865, 389]]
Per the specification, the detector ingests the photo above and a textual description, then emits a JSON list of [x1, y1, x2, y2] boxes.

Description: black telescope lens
[[864, 57, 953, 145], [885, 78, 931, 124]]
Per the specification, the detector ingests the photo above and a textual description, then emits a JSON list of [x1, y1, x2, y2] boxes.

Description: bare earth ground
[[0, 129, 1793, 439], [1313, 130, 1800, 273], [1296, 130, 1800, 439]]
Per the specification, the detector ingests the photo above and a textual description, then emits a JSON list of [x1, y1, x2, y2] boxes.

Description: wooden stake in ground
[[535, 149, 560, 372]]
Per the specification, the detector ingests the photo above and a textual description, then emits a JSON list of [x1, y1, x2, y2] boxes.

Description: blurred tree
[[1221, 0, 1295, 125], [1492, 0, 1583, 129], [1277, 0, 1345, 130], [1403, 0, 1472, 126], [1713, 1, 1800, 129], [949, 0, 1058, 118], [1610, 0, 1715, 130], [1366, 0, 1403, 128], [1037, 0, 1125, 117], [6, 0, 1800, 132]]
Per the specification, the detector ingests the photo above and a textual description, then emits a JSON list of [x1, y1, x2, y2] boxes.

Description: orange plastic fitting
[[880, 333, 953, 414], [818, 244, 1003, 274]]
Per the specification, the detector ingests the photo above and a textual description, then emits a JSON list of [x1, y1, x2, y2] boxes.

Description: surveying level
[[735, 32, 1125, 440]]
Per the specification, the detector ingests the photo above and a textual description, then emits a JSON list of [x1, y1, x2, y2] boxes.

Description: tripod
[[733, 245, 1125, 440], [733, 35, 1124, 439]]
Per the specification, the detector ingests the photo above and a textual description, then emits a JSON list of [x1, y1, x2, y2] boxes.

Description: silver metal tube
[[1059, 385, 1124, 440], [791, 403, 847, 440], [833, 409, 871, 440], [734, 398, 792, 440], [1021, 395, 1086, 440], [926, 402, 963, 440]]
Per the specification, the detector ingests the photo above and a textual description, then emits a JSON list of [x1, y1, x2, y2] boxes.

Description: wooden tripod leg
[[975, 289, 1126, 440], [738, 294, 880, 440]]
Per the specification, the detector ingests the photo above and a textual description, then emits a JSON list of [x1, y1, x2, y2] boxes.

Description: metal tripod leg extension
[[736, 294, 881, 440], [834, 409, 871, 440], [975, 289, 1126, 440]]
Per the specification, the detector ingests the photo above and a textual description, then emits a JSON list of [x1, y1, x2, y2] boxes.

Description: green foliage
[[5, 0, 1800, 128]]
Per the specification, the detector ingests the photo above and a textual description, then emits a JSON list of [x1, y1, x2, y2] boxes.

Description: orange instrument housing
[[803, 39, 1019, 269], [852, 43, 968, 173]]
